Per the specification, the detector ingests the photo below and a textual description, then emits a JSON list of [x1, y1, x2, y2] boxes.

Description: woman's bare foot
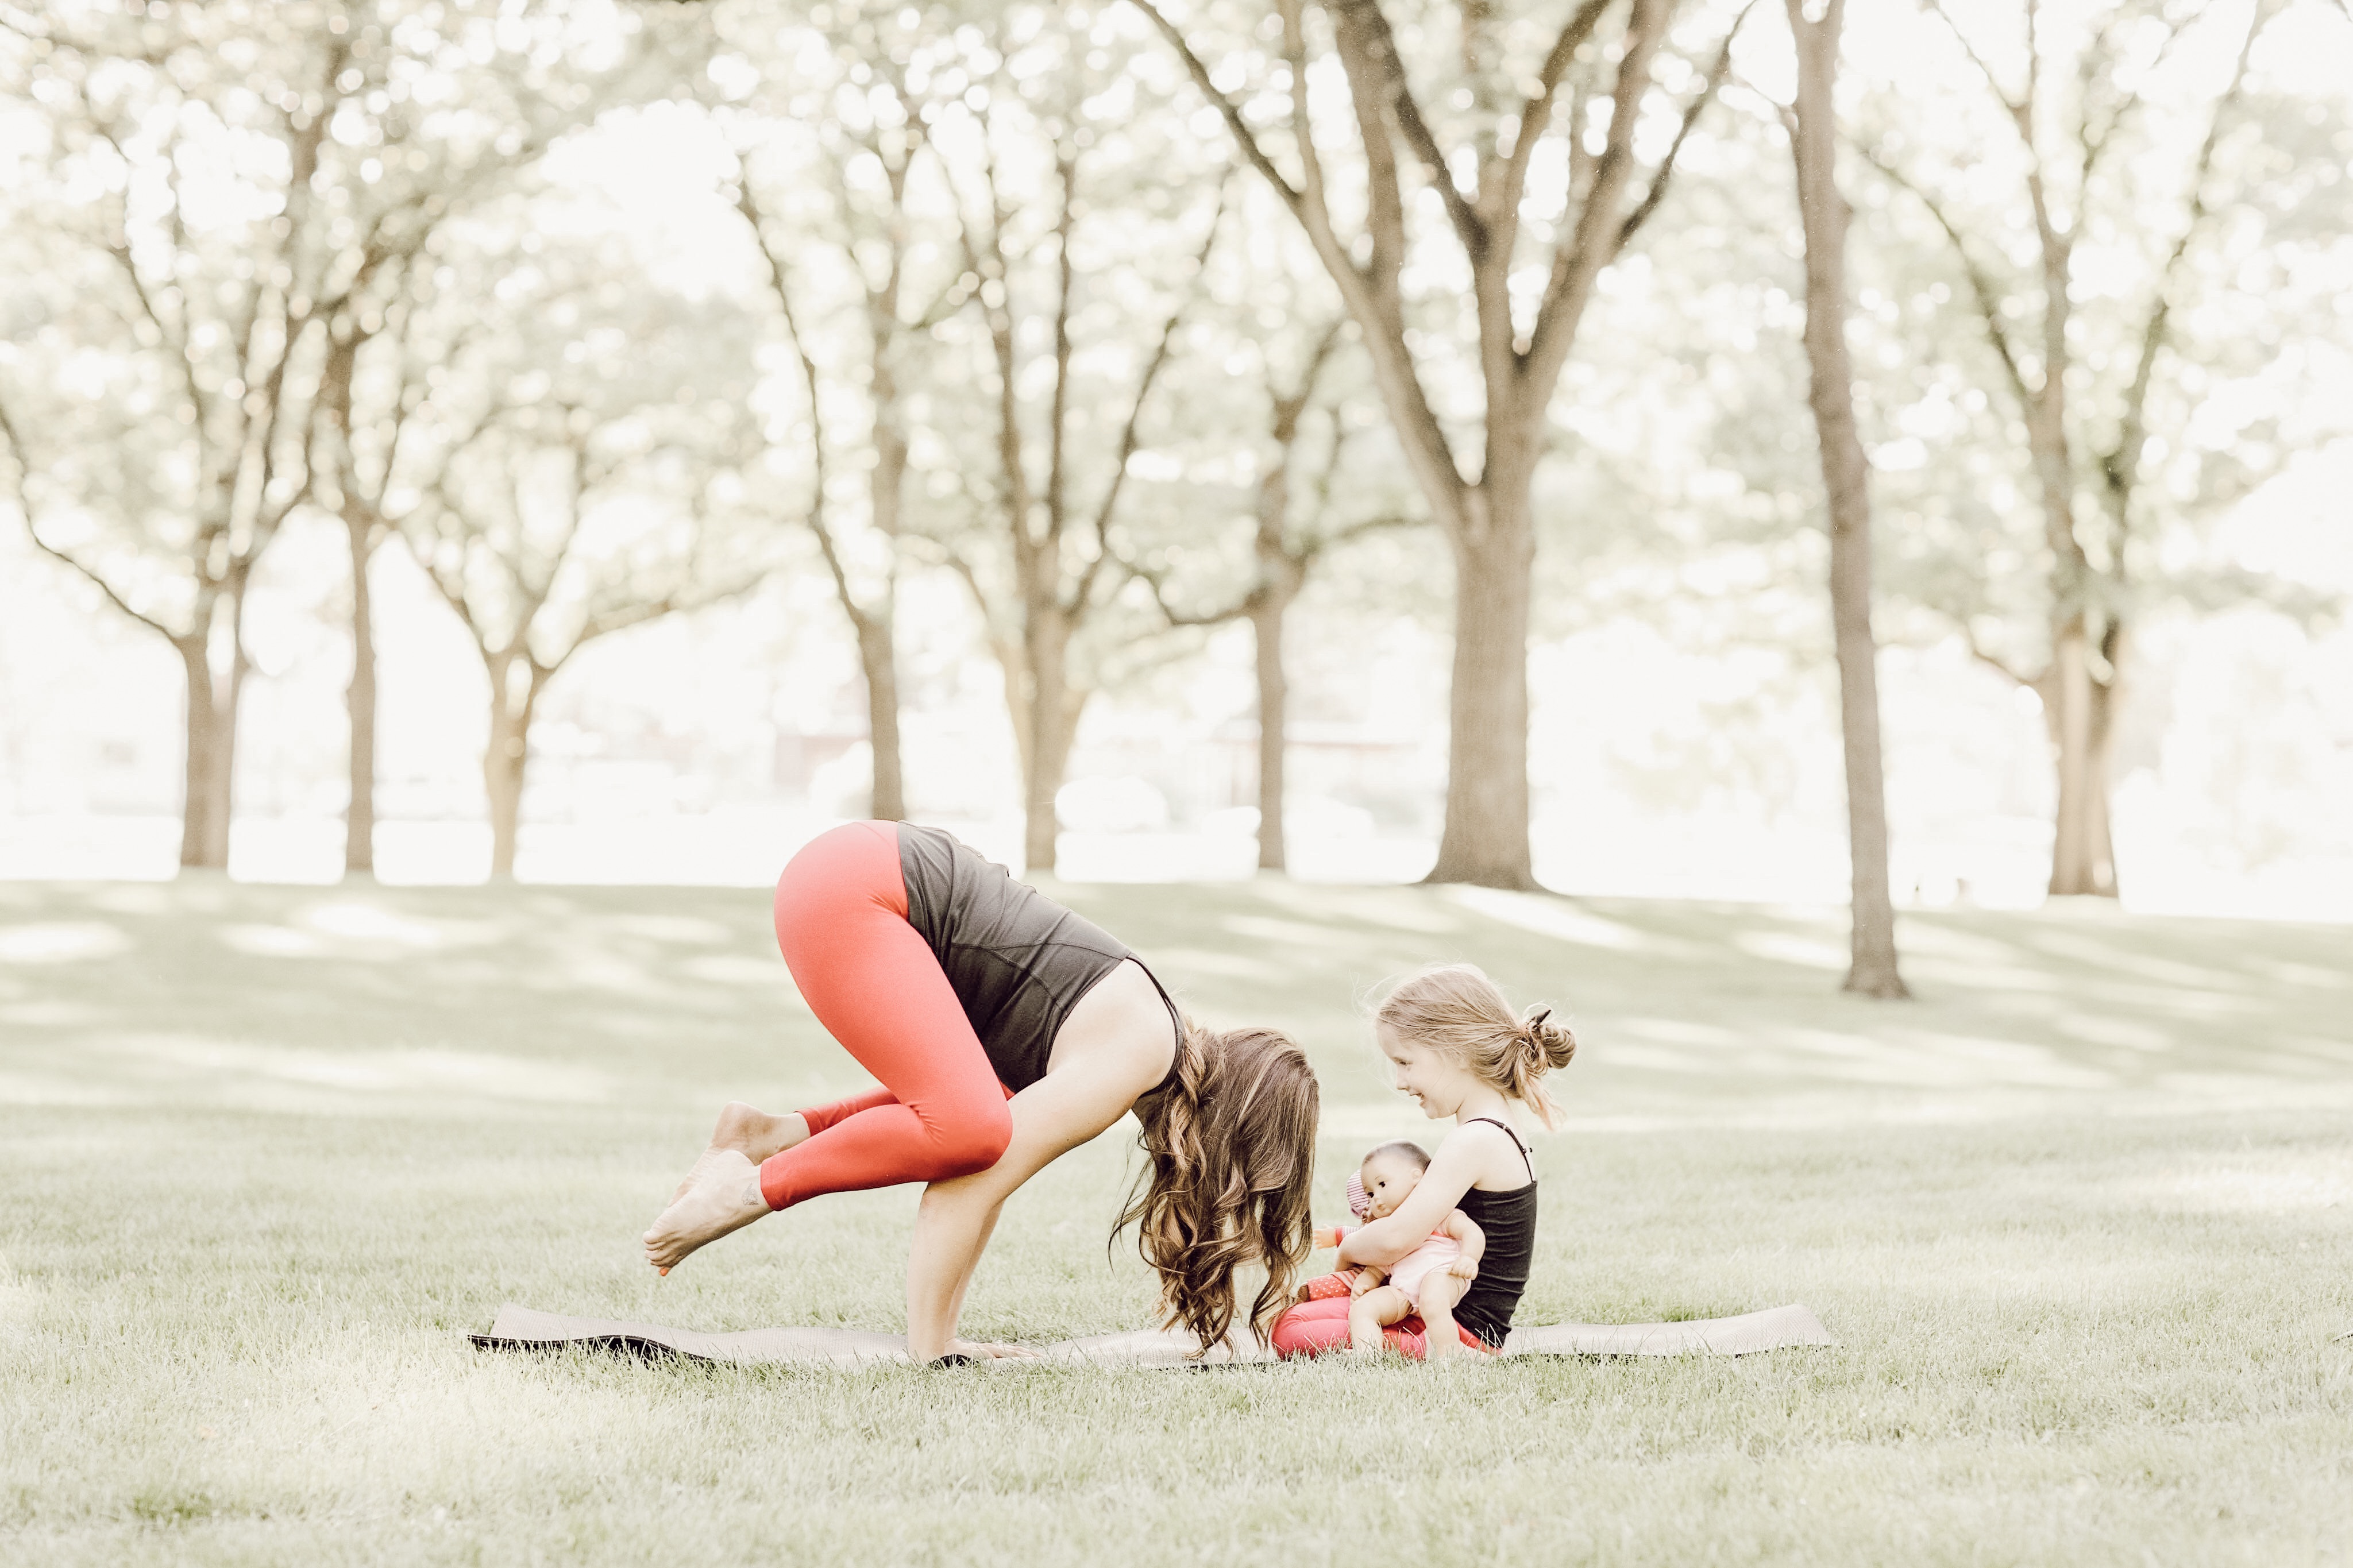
[[711, 1101, 806, 1163], [644, 1148, 769, 1272], [667, 1104, 806, 1204]]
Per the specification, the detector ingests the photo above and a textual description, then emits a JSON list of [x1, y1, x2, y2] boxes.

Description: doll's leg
[[1413, 1270, 1468, 1361], [1348, 1284, 1414, 1352]]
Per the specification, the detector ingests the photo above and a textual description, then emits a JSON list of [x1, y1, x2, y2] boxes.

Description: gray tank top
[[895, 823, 1181, 1092]]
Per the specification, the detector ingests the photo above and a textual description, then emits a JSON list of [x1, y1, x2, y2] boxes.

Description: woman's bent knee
[[928, 1100, 1012, 1179]]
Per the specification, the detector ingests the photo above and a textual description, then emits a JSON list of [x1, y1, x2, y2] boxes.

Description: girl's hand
[[1313, 1226, 1343, 1250]]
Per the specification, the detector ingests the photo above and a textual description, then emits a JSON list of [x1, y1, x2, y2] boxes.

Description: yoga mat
[[470, 1301, 1835, 1367]]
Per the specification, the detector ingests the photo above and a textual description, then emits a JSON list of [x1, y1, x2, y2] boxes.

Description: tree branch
[[1959, 620, 2038, 689], [1923, 0, 2027, 123], [1492, 0, 1615, 242], [1619, 0, 1757, 249], [733, 173, 861, 617], [1522, 0, 1669, 397], [21, 528, 184, 642], [1128, 552, 1251, 628], [950, 114, 1039, 565], [83, 126, 210, 445], [1326, 0, 1487, 258], [1070, 177, 1228, 613], [1857, 142, 2033, 407], [1129, 0, 1469, 517], [1271, 315, 1349, 438], [1324, 0, 1411, 295], [1125, 0, 1306, 211], [2096, 0, 2274, 540], [570, 567, 766, 653], [1308, 508, 1420, 555], [1045, 148, 1079, 551], [0, 391, 184, 643], [934, 538, 1004, 632]]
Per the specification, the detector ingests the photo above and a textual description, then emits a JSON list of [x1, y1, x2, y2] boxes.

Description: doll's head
[[1348, 1140, 1433, 1221]]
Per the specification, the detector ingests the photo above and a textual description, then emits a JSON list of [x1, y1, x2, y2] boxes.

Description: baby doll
[[1302, 1140, 1485, 1357]]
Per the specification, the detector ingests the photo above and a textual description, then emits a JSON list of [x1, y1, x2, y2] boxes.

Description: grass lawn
[[2, 874, 2349, 1566]]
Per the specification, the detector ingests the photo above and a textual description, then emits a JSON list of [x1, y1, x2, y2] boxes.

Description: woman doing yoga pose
[[642, 820, 1320, 1362]]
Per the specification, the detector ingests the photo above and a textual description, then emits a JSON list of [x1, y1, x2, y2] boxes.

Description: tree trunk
[[483, 652, 542, 881], [173, 630, 222, 871], [174, 585, 247, 871], [1021, 609, 1073, 875], [1786, 0, 1906, 998], [2042, 622, 2119, 897], [991, 636, 1035, 797], [344, 513, 378, 876], [856, 613, 905, 824], [1248, 385, 1311, 875], [1251, 590, 1292, 874], [863, 311, 909, 824], [318, 326, 379, 878], [1425, 493, 1536, 889]]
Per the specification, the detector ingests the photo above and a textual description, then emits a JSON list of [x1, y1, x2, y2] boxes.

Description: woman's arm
[[1335, 1123, 1514, 1270], [903, 1048, 1153, 1361]]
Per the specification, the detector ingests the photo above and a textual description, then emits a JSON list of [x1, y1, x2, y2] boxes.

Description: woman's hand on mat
[[642, 1147, 769, 1272], [947, 1338, 1036, 1361]]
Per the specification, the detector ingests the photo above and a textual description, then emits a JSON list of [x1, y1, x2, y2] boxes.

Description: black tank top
[[1452, 1117, 1537, 1349], [895, 823, 1181, 1092]]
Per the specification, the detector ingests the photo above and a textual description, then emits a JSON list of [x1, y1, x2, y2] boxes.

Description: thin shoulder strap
[[1124, 956, 1186, 1094], [1466, 1116, 1535, 1182]]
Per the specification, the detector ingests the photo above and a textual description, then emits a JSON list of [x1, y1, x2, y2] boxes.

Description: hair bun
[[1521, 1006, 1577, 1071]]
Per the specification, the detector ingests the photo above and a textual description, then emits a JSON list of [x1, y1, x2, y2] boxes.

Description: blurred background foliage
[[1, 0, 2347, 924]]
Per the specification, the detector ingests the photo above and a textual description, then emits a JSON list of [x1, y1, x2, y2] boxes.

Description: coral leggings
[[757, 822, 1014, 1211]]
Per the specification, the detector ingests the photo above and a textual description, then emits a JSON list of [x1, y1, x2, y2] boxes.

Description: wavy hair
[[1120, 1022, 1318, 1353], [1375, 964, 1577, 1129]]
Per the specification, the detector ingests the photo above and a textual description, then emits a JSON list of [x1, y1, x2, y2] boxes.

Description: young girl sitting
[[1272, 964, 1575, 1361], [1296, 1140, 1486, 1355]]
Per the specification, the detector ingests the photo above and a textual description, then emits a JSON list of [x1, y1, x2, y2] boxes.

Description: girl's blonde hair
[[1375, 963, 1577, 1129]]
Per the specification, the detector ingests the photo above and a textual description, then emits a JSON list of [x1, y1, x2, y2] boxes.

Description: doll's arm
[[1347, 1263, 1386, 1297], [1440, 1210, 1484, 1279]]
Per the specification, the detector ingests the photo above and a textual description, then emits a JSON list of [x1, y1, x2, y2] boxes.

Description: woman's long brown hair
[[1120, 1023, 1318, 1353]]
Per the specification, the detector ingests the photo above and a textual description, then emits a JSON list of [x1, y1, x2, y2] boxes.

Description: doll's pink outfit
[[1380, 1231, 1462, 1299]]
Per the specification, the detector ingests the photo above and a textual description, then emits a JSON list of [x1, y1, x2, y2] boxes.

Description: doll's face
[[1359, 1151, 1424, 1219]]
